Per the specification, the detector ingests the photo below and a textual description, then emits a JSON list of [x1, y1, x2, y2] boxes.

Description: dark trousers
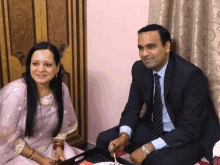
[[96, 120, 203, 165], [199, 98, 220, 164]]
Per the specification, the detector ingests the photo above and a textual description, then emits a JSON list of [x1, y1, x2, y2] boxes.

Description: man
[[96, 24, 220, 165]]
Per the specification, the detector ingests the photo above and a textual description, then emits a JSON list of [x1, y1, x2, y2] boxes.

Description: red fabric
[[213, 157, 220, 165], [198, 157, 220, 165], [118, 151, 127, 156], [198, 161, 211, 165]]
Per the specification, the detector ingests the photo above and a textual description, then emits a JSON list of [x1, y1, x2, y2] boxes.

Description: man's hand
[[130, 142, 156, 164], [108, 133, 129, 157], [130, 147, 147, 164]]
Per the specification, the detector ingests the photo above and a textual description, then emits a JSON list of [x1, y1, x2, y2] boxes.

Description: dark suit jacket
[[119, 51, 208, 149]]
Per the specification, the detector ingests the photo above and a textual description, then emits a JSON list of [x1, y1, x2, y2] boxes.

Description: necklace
[[39, 88, 51, 97]]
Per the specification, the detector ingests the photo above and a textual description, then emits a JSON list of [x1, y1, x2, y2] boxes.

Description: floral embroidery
[[67, 121, 78, 134], [14, 138, 48, 155], [53, 121, 78, 140], [36, 146, 47, 154], [40, 97, 55, 105], [53, 132, 67, 140], [14, 138, 25, 155]]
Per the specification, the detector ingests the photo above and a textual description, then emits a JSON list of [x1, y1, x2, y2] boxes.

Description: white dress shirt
[[120, 62, 175, 150]]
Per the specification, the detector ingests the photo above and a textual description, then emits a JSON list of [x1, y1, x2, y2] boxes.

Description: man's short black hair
[[138, 24, 171, 46]]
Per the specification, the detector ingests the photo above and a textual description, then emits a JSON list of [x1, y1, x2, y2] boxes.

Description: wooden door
[[0, 0, 86, 146]]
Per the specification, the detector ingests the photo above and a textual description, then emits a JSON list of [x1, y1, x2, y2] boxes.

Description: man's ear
[[165, 41, 171, 53]]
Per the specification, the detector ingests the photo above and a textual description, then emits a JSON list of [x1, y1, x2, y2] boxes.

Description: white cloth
[[213, 140, 220, 158]]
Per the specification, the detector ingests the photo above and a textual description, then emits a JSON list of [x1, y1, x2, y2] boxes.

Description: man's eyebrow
[[147, 43, 156, 46], [138, 43, 156, 48]]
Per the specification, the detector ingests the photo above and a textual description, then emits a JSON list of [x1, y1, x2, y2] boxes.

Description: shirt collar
[[153, 60, 169, 78]]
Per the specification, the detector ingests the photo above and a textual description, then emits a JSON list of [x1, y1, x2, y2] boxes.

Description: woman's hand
[[54, 149, 65, 162], [38, 157, 56, 165]]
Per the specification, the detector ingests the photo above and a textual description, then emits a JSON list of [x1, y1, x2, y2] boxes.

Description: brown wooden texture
[[8, 0, 35, 65], [66, 0, 86, 146], [47, 0, 68, 49], [1, 0, 35, 81], [0, 0, 87, 146], [47, 0, 70, 91], [0, 47, 2, 89]]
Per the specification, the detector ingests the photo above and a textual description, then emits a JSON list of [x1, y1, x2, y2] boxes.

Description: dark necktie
[[152, 73, 163, 140]]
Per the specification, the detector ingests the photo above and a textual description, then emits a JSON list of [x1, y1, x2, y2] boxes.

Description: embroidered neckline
[[40, 93, 55, 105]]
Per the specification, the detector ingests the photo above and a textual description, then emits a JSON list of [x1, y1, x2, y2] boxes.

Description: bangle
[[29, 149, 36, 160], [53, 141, 64, 150], [142, 145, 150, 156]]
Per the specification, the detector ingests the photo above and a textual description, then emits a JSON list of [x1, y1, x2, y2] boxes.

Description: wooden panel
[[45, 0, 87, 146], [34, 0, 47, 42], [6, 0, 35, 81], [0, 47, 2, 89], [79, 0, 86, 143], [47, 0, 68, 48], [8, 0, 35, 64], [0, 0, 10, 86], [47, 0, 70, 91], [66, 0, 86, 146]]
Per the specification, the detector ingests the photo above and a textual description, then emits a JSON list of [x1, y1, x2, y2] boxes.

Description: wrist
[[55, 147, 63, 151], [142, 145, 150, 156], [53, 148, 63, 157], [53, 140, 64, 151], [31, 152, 45, 164], [142, 143, 155, 156], [28, 149, 36, 160], [119, 132, 129, 141]]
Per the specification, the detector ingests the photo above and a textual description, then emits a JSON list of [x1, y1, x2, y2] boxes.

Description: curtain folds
[[148, 0, 220, 120]]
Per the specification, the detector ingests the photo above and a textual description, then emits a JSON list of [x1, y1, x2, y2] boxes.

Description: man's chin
[[143, 63, 154, 69]]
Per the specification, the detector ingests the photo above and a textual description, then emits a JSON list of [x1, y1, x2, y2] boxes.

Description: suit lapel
[[143, 68, 154, 109], [164, 53, 175, 123]]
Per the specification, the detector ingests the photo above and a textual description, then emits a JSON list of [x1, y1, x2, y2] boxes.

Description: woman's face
[[30, 49, 60, 87]]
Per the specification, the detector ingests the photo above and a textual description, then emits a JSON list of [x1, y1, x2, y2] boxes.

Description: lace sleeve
[[14, 138, 25, 155]]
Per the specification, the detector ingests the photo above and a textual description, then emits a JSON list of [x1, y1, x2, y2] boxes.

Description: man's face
[[138, 30, 170, 72]]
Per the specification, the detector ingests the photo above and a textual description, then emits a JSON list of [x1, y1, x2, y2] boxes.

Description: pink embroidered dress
[[0, 78, 82, 164]]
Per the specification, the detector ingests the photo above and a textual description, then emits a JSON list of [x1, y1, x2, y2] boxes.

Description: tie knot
[[154, 73, 160, 80]]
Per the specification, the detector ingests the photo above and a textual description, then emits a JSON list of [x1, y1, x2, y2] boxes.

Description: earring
[[56, 74, 58, 78]]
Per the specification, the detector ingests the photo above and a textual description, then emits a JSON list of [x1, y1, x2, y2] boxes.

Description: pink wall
[[87, 0, 150, 144]]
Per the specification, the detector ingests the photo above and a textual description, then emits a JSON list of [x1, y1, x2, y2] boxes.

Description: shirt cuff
[[213, 140, 220, 158], [151, 138, 169, 150], [119, 126, 132, 139]]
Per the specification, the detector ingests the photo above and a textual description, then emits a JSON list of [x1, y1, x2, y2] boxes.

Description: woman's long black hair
[[23, 42, 63, 137]]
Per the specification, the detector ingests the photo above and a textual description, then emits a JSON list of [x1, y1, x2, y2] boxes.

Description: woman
[[0, 42, 82, 164]]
